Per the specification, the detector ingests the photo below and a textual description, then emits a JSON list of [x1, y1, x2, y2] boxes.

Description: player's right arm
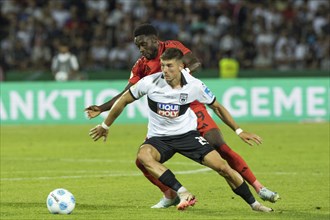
[[103, 90, 135, 127], [84, 82, 133, 119], [89, 90, 135, 142], [89, 75, 150, 142], [85, 58, 144, 119]]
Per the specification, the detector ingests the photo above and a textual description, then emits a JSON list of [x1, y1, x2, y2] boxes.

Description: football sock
[[158, 169, 182, 192], [250, 200, 262, 209], [135, 159, 170, 192], [233, 181, 256, 205], [177, 186, 188, 193], [218, 144, 257, 187], [252, 180, 264, 193], [161, 197, 175, 203]]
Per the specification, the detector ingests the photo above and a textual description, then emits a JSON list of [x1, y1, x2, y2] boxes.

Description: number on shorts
[[195, 136, 209, 145]]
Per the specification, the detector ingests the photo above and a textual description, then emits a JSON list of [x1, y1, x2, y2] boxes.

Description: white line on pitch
[[0, 168, 212, 181], [2, 157, 202, 166]]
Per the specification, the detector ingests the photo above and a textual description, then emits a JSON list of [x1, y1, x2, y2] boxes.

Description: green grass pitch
[[1, 122, 329, 220]]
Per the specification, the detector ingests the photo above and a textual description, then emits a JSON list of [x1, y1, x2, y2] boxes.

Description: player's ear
[[151, 35, 158, 42], [179, 61, 184, 71]]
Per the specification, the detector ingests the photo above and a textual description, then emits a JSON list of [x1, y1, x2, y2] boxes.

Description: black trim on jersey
[[207, 97, 216, 106], [147, 96, 158, 112], [181, 73, 188, 85], [129, 88, 138, 100], [147, 97, 190, 116], [152, 73, 163, 83]]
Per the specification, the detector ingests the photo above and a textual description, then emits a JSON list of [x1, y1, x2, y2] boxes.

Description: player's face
[[160, 59, 184, 84], [134, 35, 158, 60], [58, 45, 69, 54]]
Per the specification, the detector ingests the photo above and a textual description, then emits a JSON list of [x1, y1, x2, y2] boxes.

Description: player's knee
[[137, 145, 154, 165], [216, 164, 232, 177], [205, 154, 231, 177], [136, 150, 147, 164]]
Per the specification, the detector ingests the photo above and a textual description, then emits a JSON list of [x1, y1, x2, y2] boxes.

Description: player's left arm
[[69, 55, 80, 76], [169, 40, 201, 73], [208, 101, 262, 146], [89, 90, 135, 142], [182, 52, 201, 73]]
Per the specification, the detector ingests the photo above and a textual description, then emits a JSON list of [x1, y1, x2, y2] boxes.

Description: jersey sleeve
[[196, 81, 216, 105], [129, 58, 144, 84], [165, 40, 191, 55], [129, 76, 150, 100], [70, 55, 79, 70]]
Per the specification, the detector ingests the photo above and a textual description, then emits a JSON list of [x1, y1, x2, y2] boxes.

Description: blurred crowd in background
[[0, 0, 329, 79]]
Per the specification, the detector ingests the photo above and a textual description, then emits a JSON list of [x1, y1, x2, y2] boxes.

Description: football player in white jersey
[[86, 24, 279, 207], [89, 48, 273, 212]]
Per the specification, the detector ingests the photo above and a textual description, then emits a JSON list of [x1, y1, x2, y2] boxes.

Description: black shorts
[[143, 130, 214, 164]]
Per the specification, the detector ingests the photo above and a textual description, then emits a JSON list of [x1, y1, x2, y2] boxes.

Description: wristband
[[101, 122, 109, 130], [235, 128, 243, 135]]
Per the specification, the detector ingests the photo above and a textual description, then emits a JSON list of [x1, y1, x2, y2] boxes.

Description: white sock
[[177, 186, 188, 193], [250, 200, 261, 208], [162, 197, 173, 202]]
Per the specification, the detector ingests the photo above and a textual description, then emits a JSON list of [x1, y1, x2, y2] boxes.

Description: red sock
[[218, 144, 257, 185], [135, 159, 170, 193]]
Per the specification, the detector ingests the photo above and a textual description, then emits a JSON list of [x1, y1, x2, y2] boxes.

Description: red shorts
[[190, 101, 219, 136]]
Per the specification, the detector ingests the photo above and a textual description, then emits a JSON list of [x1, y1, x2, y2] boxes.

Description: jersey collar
[[160, 72, 188, 86]]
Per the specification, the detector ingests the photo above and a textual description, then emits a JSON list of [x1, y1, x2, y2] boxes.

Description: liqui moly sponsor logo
[[157, 103, 180, 118]]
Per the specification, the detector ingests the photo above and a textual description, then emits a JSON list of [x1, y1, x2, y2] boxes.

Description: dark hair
[[59, 38, 70, 47], [160, 48, 184, 61], [133, 24, 158, 37]]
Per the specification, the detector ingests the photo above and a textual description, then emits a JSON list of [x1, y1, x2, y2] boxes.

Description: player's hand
[[85, 105, 101, 119], [238, 131, 262, 146], [89, 124, 108, 142]]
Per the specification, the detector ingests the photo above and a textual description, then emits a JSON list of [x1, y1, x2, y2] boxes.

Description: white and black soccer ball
[[46, 188, 76, 214]]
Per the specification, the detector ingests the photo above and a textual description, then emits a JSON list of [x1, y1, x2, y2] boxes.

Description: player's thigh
[[138, 144, 162, 162]]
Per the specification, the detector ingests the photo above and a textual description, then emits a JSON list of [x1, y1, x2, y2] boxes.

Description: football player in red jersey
[[89, 48, 273, 212], [85, 24, 279, 208]]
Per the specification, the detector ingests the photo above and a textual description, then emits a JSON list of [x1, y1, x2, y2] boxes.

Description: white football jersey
[[129, 69, 216, 138]]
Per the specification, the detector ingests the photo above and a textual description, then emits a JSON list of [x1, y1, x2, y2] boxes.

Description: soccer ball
[[46, 188, 76, 214], [55, 71, 69, 81]]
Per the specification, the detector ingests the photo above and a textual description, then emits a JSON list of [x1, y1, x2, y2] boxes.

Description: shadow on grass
[[1, 202, 45, 208], [0, 202, 113, 210], [1, 202, 328, 220], [189, 207, 330, 220]]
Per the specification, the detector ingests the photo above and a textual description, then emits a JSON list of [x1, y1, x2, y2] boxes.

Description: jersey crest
[[179, 93, 188, 104]]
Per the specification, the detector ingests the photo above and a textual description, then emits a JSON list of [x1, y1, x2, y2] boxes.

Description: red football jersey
[[129, 40, 191, 84]]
